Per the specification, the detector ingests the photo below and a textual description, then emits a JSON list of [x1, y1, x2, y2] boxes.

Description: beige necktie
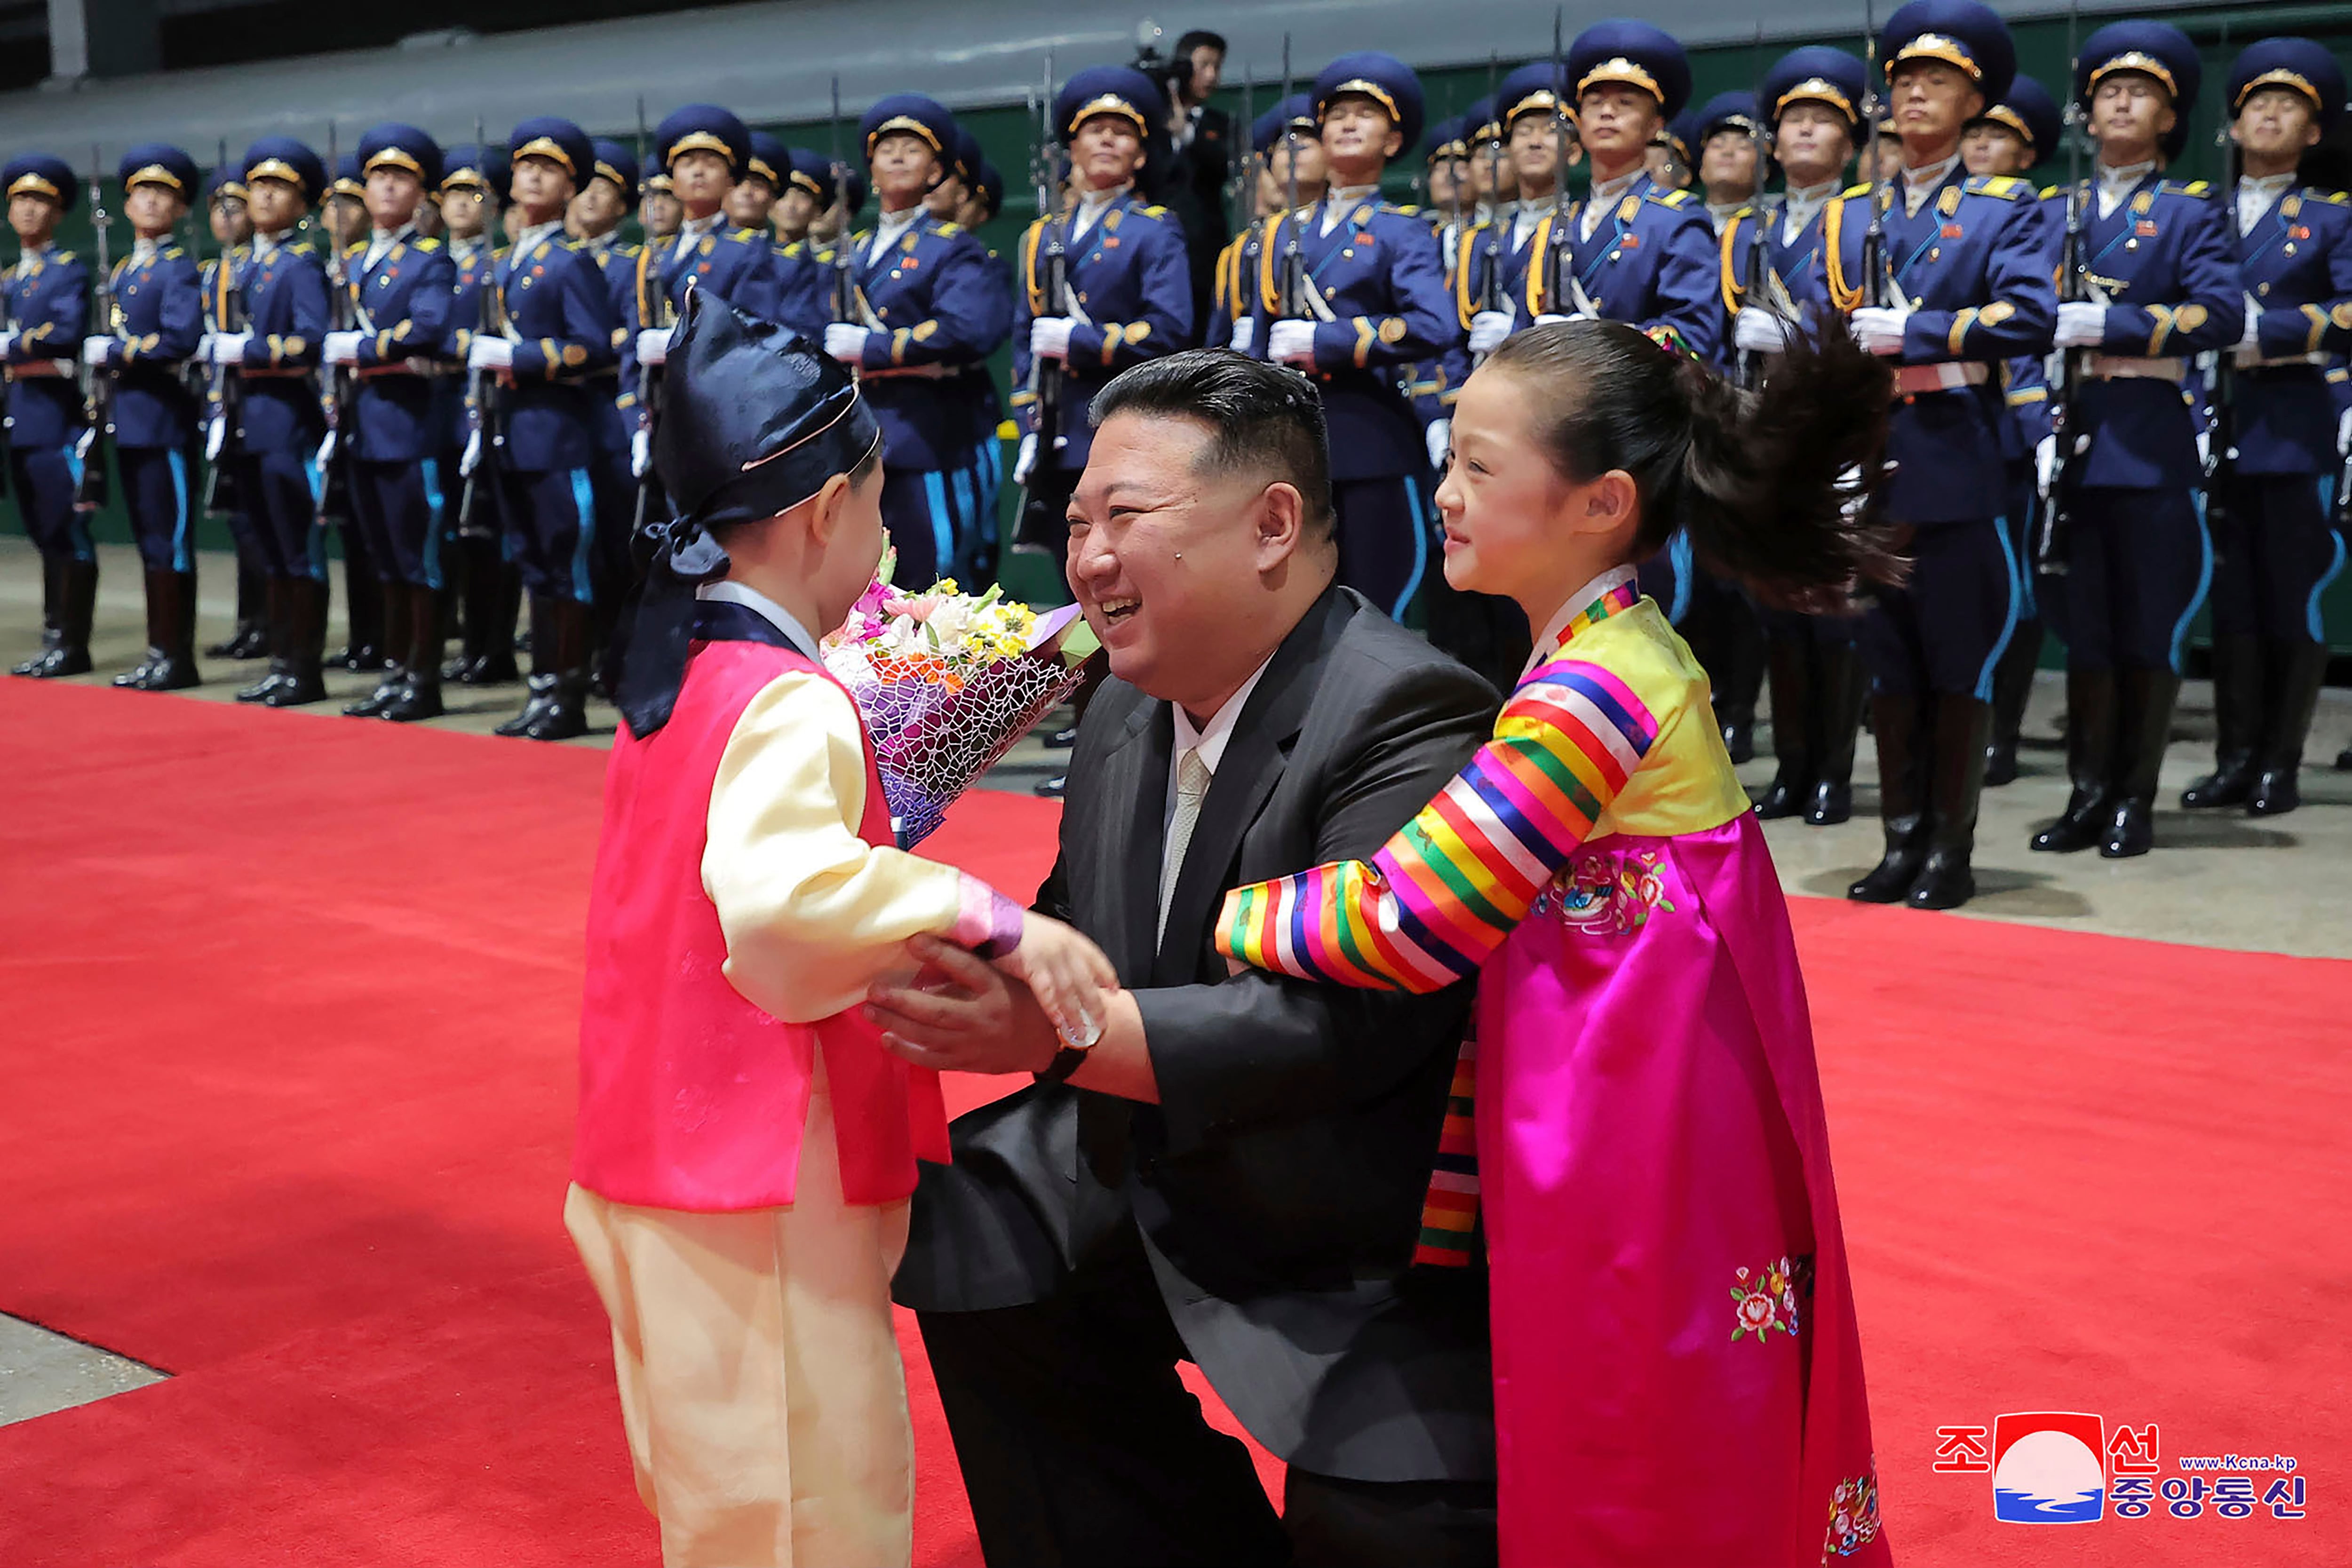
[[1158, 749, 1213, 946]]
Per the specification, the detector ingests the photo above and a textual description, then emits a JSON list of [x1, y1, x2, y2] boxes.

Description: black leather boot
[[2032, 668, 2117, 852], [1755, 635, 1811, 819], [2247, 638, 2328, 817], [380, 583, 446, 723], [1909, 696, 1992, 910], [2179, 632, 2261, 808], [1807, 640, 1867, 827], [344, 581, 411, 716], [1716, 591, 1764, 765], [1848, 694, 1929, 902], [146, 571, 203, 690], [459, 558, 523, 684], [1984, 617, 2042, 787], [2101, 667, 2180, 858], [520, 599, 591, 741], [115, 567, 172, 689], [330, 530, 389, 672], [495, 594, 561, 736], [262, 577, 330, 707], [30, 558, 99, 678], [12, 553, 65, 677], [208, 557, 264, 658], [236, 579, 294, 702]]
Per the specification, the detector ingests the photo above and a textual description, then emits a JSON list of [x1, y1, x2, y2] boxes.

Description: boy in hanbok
[[1217, 318, 1899, 1567], [568, 294, 1106, 1568]]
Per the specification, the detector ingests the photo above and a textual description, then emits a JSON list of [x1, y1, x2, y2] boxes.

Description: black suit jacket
[[896, 587, 1502, 1483], [1158, 104, 1233, 335]]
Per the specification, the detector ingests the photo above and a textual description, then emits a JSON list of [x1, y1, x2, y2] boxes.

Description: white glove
[[634, 326, 673, 366], [2196, 427, 2212, 470], [2054, 300, 2106, 349], [0, 329, 17, 357], [1467, 310, 1513, 356], [1029, 317, 1075, 360], [1534, 312, 1579, 326], [205, 416, 225, 461], [322, 330, 363, 366], [2236, 300, 2261, 353], [1229, 318, 1256, 354], [459, 428, 482, 476], [314, 430, 337, 470], [2034, 433, 2058, 498], [1848, 307, 1909, 356], [74, 427, 96, 462], [2338, 408, 2352, 457], [824, 323, 870, 363], [1734, 310, 1792, 354], [80, 336, 114, 367], [1014, 432, 1038, 485], [466, 336, 513, 372], [1268, 320, 1318, 365], [1424, 418, 1451, 471], [630, 427, 651, 478], [207, 332, 251, 366]]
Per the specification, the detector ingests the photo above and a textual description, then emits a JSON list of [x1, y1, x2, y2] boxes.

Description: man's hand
[[466, 336, 513, 372], [1029, 317, 1074, 361], [322, 330, 363, 366], [992, 912, 1116, 1050], [2053, 300, 2106, 349], [867, 936, 1063, 1076], [1847, 307, 1909, 356], [1467, 310, 1512, 356], [1267, 320, 1317, 366], [634, 326, 673, 366], [824, 323, 870, 364]]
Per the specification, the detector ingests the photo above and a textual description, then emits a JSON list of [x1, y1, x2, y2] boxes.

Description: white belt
[[1892, 361, 1988, 395], [2084, 355, 2186, 382]]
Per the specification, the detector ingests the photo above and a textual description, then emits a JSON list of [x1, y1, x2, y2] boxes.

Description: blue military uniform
[[578, 138, 644, 653], [1009, 68, 1194, 572], [1250, 54, 1458, 620], [1970, 74, 2066, 787], [1831, 0, 2055, 908], [1722, 47, 1875, 827], [1205, 95, 1316, 355], [2032, 23, 2241, 860], [830, 94, 1005, 588], [220, 137, 337, 707], [463, 116, 624, 742], [88, 144, 207, 689], [960, 157, 1011, 584], [435, 144, 523, 688], [199, 164, 270, 662], [332, 124, 457, 721], [2179, 39, 2352, 816], [4, 154, 95, 678]]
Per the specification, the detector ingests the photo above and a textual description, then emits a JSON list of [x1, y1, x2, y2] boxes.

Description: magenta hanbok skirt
[[1475, 812, 1888, 1566]]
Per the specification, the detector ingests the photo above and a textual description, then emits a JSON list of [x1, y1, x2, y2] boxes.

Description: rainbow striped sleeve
[[1216, 658, 1661, 992]]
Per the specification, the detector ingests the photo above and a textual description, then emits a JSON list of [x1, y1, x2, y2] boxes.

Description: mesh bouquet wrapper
[[822, 553, 1095, 847]]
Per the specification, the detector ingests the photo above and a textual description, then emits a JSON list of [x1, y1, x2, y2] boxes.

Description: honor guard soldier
[[436, 143, 521, 687], [2033, 22, 2238, 859], [626, 105, 787, 488], [573, 139, 645, 654], [4, 153, 94, 678], [810, 161, 865, 247], [461, 116, 622, 741], [2178, 39, 2352, 818], [1010, 66, 1193, 565], [1250, 52, 1456, 621], [1692, 91, 1764, 237], [207, 137, 333, 707], [639, 165, 682, 244], [773, 147, 829, 247], [1464, 94, 1517, 222], [201, 164, 269, 662], [957, 153, 1011, 583], [731, 131, 786, 231], [321, 124, 456, 722], [1413, 114, 1474, 445], [1828, 0, 2054, 907], [1724, 46, 1875, 826], [1457, 61, 1582, 364], [320, 151, 386, 676], [83, 144, 206, 690], [1960, 74, 2063, 787], [1208, 95, 1321, 352], [823, 93, 1003, 589]]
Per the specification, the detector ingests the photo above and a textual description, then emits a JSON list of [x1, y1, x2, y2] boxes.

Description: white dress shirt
[[2237, 171, 2296, 237], [2095, 159, 2156, 220], [1071, 182, 1131, 246], [1900, 153, 1960, 218], [1581, 170, 1641, 241], [866, 204, 923, 265], [1780, 179, 1839, 246], [1319, 184, 1381, 236], [362, 224, 413, 273], [1165, 657, 1273, 829], [1511, 194, 1560, 251]]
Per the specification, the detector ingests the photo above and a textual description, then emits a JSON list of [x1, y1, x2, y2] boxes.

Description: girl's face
[[1435, 363, 1637, 623]]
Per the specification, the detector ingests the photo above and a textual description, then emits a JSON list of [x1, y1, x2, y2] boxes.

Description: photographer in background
[[1153, 27, 1232, 334]]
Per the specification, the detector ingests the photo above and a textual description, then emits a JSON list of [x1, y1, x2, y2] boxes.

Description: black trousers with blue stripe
[[1333, 475, 1434, 623], [119, 444, 201, 573], [234, 444, 328, 582], [9, 445, 92, 562], [499, 465, 603, 604], [2207, 472, 2346, 646], [882, 465, 965, 591], [2044, 486, 2211, 674], [348, 457, 448, 589], [1854, 515, 2024, 699]]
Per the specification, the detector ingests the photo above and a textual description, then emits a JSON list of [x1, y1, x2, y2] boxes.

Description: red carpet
[[0, 678, 2345, 1567]]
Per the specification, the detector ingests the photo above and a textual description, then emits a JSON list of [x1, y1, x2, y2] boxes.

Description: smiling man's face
[[1065, 410, 1298, 716]]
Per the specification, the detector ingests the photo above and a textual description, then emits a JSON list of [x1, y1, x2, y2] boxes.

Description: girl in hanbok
[[1216, 319, 1901, 1567]]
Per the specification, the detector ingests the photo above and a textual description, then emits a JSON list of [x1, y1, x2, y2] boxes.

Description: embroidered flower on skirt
[[1820, 1468, 1882, 1562], [1730, 1253, 1811, 1342], [1530, 844, 1677, 934]]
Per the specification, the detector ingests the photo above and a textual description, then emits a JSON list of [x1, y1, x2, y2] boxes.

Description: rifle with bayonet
[[315, 120, 356, 533], [1011, 60, 1065, 560], [2204, 102, 2241, 541], [1738, 25, 1774, 390], [1859, 0, 1889, 312], [632, 96, 671, 536], [2037, 0, 2087, 577], [829, 74, 858, 339], [1475, 51, 1506, 358], [1275, 34, 1308, 332], [457, 115, 506, 541], [74, 142, 114, 511], [203, 137, 246, 515], [1542, 11, 1572, 318]]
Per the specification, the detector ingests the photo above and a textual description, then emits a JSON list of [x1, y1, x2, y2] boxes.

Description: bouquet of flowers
[[824, 549, 1093, 846]]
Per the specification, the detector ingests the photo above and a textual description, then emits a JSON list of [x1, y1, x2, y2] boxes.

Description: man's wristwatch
[[1038, 1044, 1091, 1084]]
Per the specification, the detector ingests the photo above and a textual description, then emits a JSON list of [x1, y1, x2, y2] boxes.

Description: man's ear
[[1256, 479, 1307, 567]]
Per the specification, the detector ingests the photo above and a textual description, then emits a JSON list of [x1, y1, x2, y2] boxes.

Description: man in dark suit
[[872, 351, 1501, 1568], [1156, 30, 1235, 337]]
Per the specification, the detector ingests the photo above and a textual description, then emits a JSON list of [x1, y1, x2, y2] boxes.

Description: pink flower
[[1739, 1293, 1776, 1332]]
